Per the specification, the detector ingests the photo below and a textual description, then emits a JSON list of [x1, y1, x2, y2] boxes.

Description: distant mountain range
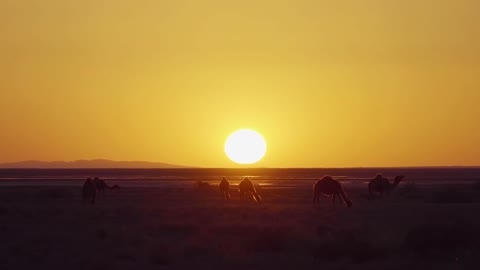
[[0, 159, 191, 169]]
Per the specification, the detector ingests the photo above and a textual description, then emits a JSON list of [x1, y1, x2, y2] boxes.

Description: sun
[[224, 129, 267, 164]]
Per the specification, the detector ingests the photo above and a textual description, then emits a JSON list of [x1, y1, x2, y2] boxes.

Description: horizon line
[[1, 159, 479, 169], [1, 166, 480, 169]]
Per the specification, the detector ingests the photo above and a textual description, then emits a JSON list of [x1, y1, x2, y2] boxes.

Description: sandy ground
[[1, 182, 480, 270]]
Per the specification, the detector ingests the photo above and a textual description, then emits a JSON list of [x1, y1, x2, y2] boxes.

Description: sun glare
[[224, 129, 267, 164]]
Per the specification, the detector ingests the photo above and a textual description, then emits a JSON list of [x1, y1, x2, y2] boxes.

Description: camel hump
[[239, 177, 257, 193], [219, 177, 230, 191]]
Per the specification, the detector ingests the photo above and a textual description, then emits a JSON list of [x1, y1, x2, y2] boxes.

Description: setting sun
[[224, 129, 267, 164]]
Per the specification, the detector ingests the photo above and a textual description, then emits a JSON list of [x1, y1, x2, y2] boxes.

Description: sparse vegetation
[[1, 183, 480, 269]]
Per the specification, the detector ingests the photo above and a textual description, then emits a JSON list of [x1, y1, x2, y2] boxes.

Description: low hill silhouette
[[0, 159, 190, 169]]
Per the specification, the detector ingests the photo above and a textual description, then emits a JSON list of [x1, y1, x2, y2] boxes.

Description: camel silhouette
[[368, 174, 405, 198], [239, 177, 261, 203], [93, 177, 119, 196], [82, 178, 96, 204], [219, 177, 231, 200], [313, 176, 352, 208]]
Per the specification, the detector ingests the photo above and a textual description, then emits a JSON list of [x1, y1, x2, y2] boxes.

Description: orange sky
[[1, 0, 479, 167]]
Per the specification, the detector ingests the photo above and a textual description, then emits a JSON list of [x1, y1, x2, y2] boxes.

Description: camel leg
[[339, 189, 352, 208], [252, 191, 261, 203]]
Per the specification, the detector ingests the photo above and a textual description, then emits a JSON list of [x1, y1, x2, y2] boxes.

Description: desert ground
[[1, 181, 480, 270]]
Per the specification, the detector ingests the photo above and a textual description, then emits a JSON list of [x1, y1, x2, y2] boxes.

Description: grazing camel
[[219, 177, 231, 200], [239, 177, 262, 203], [93, 177, 119, 196], [313, 176, 352, 208], [368, 174, 405, 198], [82, 178, 96, 204]]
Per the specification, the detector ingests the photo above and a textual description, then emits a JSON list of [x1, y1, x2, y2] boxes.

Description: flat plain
[[0, 181, 479, 270]]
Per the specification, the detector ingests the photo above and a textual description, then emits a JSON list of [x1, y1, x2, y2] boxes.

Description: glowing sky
[[1, 0, 479, 167]]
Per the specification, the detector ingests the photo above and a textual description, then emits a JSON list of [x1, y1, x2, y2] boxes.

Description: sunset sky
[[1, 0, 479, 167]]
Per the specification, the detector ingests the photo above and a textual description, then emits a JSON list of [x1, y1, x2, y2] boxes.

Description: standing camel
[[239, 177, 261, 203], [368, 174, 405, 198], [313, 176, 352, 208], [82, 178, 96, 204], [219, 177, 231, 200]]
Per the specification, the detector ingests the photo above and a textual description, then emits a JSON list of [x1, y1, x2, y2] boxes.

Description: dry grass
[[0, 184, 479, 269]]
